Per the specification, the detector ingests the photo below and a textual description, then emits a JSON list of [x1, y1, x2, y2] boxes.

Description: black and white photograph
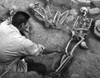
[[0, 0, 100, 78]]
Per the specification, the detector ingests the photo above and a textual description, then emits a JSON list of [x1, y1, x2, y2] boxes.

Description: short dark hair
[[12, 11, 30, 28]]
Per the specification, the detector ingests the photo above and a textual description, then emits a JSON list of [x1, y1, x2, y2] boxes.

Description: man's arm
[[21, 37, 45, 56]]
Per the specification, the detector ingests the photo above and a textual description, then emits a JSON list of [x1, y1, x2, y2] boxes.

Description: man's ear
[[10, 5, 17, 16]]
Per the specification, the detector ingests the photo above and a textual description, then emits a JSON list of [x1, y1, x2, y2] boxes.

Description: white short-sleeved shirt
[[0, 20, 40, 63]]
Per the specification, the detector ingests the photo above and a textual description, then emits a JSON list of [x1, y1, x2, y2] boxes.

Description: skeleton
[[72, 7, 92, 49], [48, 7, 93, 78], [78, 7, 93, 48], [29, 2, 93, 78], [29, 2, 69, 29]]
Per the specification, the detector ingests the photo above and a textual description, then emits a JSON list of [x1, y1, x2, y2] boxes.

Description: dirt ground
[[1, 0, 100, 78]]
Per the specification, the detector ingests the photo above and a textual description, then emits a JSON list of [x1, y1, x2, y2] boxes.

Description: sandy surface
[[0, 0, 100, 78]]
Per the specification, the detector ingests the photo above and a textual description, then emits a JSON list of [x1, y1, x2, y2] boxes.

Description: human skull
[[80, 7, 88, 16]]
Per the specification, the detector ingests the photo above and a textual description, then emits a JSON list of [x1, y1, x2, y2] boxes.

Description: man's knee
[[28, 63, 47, 76], [25, 58, 47, 76]]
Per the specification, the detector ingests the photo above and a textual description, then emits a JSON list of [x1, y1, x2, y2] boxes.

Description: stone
[[95, 20, 100, 27], [52, 0, 72, 9], [65, 15, 75, 24], [77, 0, 91, 6], [94, 20, 100, 37], [91, 0, 100, 8], [88, 7, 100, 15]]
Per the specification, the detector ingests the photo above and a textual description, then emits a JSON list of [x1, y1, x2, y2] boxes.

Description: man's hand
[[35, 44, 45, 55], [38, 44, 45, 50]]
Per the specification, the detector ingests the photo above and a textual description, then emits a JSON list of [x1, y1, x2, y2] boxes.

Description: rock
[[77, 0, 91, 6], [88, 7, 100, 15], [65, 15, 75, 24], [94, 20, 100, 37], [52, 0, 72, 9], [91, 0, 100, 8], [95, 20, 100, 27]]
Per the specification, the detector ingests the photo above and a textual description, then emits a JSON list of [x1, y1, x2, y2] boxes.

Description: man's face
[[19, 21, 30, 33], [24, 21, 30, 32]]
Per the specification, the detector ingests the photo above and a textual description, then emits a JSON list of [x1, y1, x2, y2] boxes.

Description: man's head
[[12, 11, 30, 30]]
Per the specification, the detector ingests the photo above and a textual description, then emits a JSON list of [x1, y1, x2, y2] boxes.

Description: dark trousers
[[25, 58, 47, 76]]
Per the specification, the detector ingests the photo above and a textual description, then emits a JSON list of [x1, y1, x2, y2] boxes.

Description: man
[[0, 11, 46, 76]]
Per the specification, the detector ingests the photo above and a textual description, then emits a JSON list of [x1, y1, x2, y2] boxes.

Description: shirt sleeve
[[20, 36, 43, 56]]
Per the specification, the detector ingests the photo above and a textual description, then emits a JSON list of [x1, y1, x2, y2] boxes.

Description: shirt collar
[[9, 24, 20, 34], [5, 20, 21, 34]]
